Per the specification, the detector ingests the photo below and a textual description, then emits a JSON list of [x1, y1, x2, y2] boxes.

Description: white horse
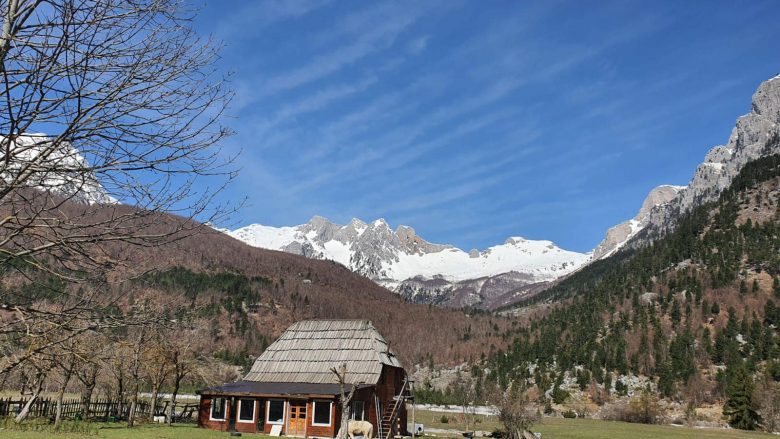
[[347, 420, 373, 439]]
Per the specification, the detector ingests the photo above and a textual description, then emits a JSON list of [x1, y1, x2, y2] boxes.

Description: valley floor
[[0, 418, 775, 439], [412, 408, 773, 439]]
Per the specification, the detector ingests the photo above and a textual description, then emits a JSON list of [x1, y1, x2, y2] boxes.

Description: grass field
[[0, 413, 776, 439], [412, 408, 774, 439]]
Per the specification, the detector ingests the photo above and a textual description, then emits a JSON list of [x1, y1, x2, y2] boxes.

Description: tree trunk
[[55, 368, 73, 428], [128, 387, 139, 428], [115, 371, 125, 418], [150, 384, 160, 421], [81, 383, 95, 420], [15, 374, 44, 423], [167, 375, 182, 426], [338, 400, 351, 439], [331, 364, 357, 439]]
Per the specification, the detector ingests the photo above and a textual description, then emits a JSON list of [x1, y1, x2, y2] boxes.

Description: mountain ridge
[[593, 74, 780, 259], [225, 74, 780, 308], [226, 216, 590, 309]]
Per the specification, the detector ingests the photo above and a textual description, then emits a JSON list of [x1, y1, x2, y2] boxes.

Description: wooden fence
[[0, 397, 198, 423]]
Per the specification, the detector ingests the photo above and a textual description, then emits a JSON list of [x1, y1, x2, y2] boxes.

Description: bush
[[562, 409, 576, 419], [440, 415, 449, 424], [601, 390, 666, 425], [551, 385, 570, 404]]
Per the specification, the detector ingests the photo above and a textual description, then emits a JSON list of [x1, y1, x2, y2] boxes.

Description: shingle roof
[[243, 320, 402, 385], [198, 380, 371, 397]]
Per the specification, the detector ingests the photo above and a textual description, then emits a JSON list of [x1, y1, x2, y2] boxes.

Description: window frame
[[209, 397, 226, 421], [266, 399, 286, 425], [237, 398, 256, 423], [351, 400, 365, 421], [312, 400, 333, 427]]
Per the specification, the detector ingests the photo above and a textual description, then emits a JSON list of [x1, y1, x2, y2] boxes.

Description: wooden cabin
[[198, 320, 412, 437]]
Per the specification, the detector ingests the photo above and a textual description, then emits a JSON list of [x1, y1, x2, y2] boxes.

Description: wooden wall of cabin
[[198, 395, 263, 434], [306, 398, 337, 438], [198, 396, 227, 431], [351, 387, 378, 432], [374, 365, 409, 435], [198, 386, 404, 437]]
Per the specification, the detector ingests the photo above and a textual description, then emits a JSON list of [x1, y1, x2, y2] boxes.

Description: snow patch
[[225, 218, 590, 285]]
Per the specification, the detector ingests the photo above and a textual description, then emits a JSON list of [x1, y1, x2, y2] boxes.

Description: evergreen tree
[[671, 300, 682, 325], [723, 364, 761, 430], [774, 277, 780, 298], [711, 301, 721, 315]]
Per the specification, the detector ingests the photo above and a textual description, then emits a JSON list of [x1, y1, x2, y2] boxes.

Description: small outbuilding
[[198, 319, 412, 437]]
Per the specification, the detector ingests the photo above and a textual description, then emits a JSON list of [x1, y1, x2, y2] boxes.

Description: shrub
[[562, 409, 576, 419], [440, 415, 449, 424], [551, 385, 569, 404], [601, 390, 666, 425]]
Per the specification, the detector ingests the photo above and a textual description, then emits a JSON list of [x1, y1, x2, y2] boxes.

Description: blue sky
[[196, 0, 780, 253]]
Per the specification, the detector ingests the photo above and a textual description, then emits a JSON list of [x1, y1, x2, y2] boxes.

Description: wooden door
[[288, 400, 307, 437]]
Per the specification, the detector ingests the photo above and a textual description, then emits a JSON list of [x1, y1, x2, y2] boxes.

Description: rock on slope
[[593, 185, 684, 259], [227, 217, 590, 309], [594, 74, 780, 259]]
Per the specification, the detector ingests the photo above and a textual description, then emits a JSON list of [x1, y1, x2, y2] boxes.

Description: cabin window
[[312, 400, 332, 426], [237, 399, 255, 423], [350, 400, 365, 421], [267, 400, 285, 425], [210, 397, 226, 420]]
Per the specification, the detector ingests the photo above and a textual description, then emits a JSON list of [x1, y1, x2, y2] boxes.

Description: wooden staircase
[[376, 379, 414, 439]]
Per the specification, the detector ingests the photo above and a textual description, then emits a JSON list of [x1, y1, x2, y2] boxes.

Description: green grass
[[410, 409, 774, 439], [0, 423, 270, 439], [411, 409, 502, 431], [534, 418, 773, 439], [0, 414, 775, 439]]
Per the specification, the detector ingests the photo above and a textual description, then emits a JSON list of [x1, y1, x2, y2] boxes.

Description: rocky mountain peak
[[641, 75, 780, 239], [1, 133, 115, 205], [593, 184, 683, 260], [637, 185, 686, 218], [225, 216, 590, 309], [300, 215, 340, 241], [596, 75, 780, 258], [396, 225, 452, 255], [348, 218, 368, 229], [751, 74, 780, 120]]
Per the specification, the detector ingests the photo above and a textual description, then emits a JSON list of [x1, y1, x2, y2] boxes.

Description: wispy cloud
[[202, 0, 780, 251], [259, 3, 425, 96], [215, 0, 331, 37]]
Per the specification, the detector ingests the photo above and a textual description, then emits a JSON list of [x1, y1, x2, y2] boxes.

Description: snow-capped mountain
[[227, 216, 590, 308], [0, 133, 114, 204], [594, 74, 780, 258], [231, 74, 780, 306]]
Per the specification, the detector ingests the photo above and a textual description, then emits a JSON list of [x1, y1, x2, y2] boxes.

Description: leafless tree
[[489, 383, 540, 439], [165, 335, 202, 426], [53, 350, 75, 428], [75, 358, 101, 419], [14, 353, 52, 422], [332, 363, 359, 439], [143, 333, 171, 421], [756, 375, 780, 433], [126, 327, 149, 427], [451, 371, 477, 433], [0, 0, 235, 374]]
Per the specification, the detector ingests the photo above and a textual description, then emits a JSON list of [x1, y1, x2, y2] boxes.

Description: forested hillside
[[463, 148, 780, 425], [1, 199, 511, 372]]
